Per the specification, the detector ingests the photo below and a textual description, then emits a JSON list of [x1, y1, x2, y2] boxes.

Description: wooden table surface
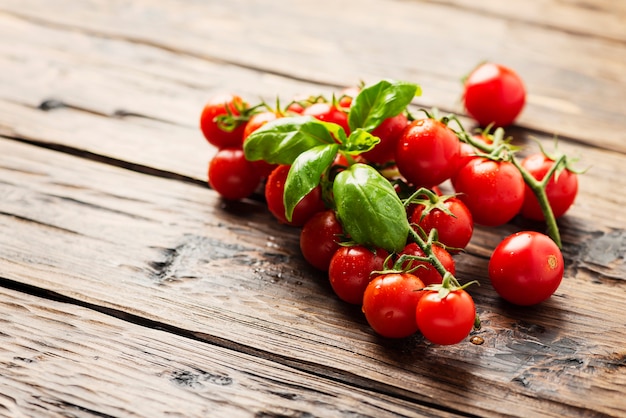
[[1, 1, 625, 417]]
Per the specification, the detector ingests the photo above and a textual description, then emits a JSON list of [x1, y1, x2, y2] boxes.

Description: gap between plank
[[0, 274, 480, 418]]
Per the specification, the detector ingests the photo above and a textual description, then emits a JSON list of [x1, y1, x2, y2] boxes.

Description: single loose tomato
[[410, 196, 474, 252], [208, 148, 261, 200], [328, 245, 388, 305], [520, 153, 579, 221], [362, 273, 425, 338], [395, 118, 460, 188], [416, 289, 476, 345], [200, 93, 248, 148], [452, 157, 525, 227], [463, 62, 526, 127], [265, 165, 326, 227], [300, 210, 344, 271], [488, 231, 564, 306], [398, 243, 455, 286]]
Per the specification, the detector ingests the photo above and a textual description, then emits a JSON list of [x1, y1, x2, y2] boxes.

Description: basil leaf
[[333, 163, 409, 252], [341, 128, 380, 155], [284, 143, 338, 222], [244, 116, 340, 165], [348, 80, 421, 132]]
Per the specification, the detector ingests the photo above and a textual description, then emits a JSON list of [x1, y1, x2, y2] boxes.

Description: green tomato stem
[[408, 228, 459, 286], [403, 187, 438, 207], [511, 157, 563, 248]]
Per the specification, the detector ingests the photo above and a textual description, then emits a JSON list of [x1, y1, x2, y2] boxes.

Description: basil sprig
[[333, 163, 410, 252], [243, 79, 421, 252]]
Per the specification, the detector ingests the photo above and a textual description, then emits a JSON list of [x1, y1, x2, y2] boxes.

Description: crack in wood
[[1, 133, 207, 188], [0, 275, 479, 418], [0, 210, 81, 236]]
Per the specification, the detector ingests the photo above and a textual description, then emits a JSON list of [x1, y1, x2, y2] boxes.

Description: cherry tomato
[[416, 289, 476, 345], [395, 118, 460, 188], [337, 86, 360, 109], [208, 148, 261, 200], [200, 93, 248, 149], [286, 102, 306, 114], [453, 134, 492, 175], [410, 197, 473, 252], [265, 165, 326, 227], [520, 153, 579, 221], [362, 273, 425, 338], [243, 111, 278, 140], [452, 157, 525, 226], [300, 210, 344, 271], [398, 243, 455, 286], [463, 62, 526, 127], [242, 111, 280, 178], [328, 246, 388, 305], [362, 113, 409, 165], [303, 102, 350, 135], [488, 231, 564, 306]]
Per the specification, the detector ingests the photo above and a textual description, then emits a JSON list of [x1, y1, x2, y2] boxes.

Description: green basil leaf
[[341, 128, 380, 155], [348, 79, 421, 132], [333, 163, 409, 252], [284, 143, 338, 222], [244, 116, 340, 165]]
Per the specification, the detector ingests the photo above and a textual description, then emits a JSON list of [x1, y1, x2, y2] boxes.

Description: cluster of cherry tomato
[[198, 63, 580, 345]]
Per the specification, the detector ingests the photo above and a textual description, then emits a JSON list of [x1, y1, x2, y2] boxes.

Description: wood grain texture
[[1, 0, 625, 416], [0, 0, 625, 152], [1, 139, 624, 417], [0, 286, 457, 418]]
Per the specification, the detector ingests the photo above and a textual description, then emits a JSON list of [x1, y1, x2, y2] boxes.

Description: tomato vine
[[199, 68, 583, 344]]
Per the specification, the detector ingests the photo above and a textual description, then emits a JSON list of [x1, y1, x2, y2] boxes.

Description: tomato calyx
[[455, 124, 520, 162], [405, 187, 455, 221], [423, 271, 477, 297], [213, 99, 263, 134], [452, 123, 581, 248], [534, 139, 587, 179]]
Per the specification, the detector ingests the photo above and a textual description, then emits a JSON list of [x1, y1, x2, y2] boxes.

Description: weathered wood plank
[[1, 139, 624, 417], [424, 0, 626, 42], [0, 286, 459, 418], [0, 0, 624, 152]]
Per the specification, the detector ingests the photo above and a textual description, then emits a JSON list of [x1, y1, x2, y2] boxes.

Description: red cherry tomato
[[452, 157, 525, 227], [303, 102, 350, 135], [453, 134, 492, 175], [337, 86, 360, 109], [463, 62, 526, 127], [242, 111, 280, 178], [200, 94, 248, 149], [410, 197, 474, 252], [243, 111, 278, 140], [395, 118, 460, 188], [398, 243, 455, 286], [362, 273, 425, 338], [362, 113, 409, 165], [328, 246, 388, 305], [265, 165, 326, 227], [416, 289, 476, 345], [488, 231, 564, 306], [520, 153, 579, 220], [300, 210, 344, 271], [208, 148, 261, 200]]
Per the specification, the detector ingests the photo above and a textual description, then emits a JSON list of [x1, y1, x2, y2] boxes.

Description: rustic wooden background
[[0, 1, 625, 417]]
